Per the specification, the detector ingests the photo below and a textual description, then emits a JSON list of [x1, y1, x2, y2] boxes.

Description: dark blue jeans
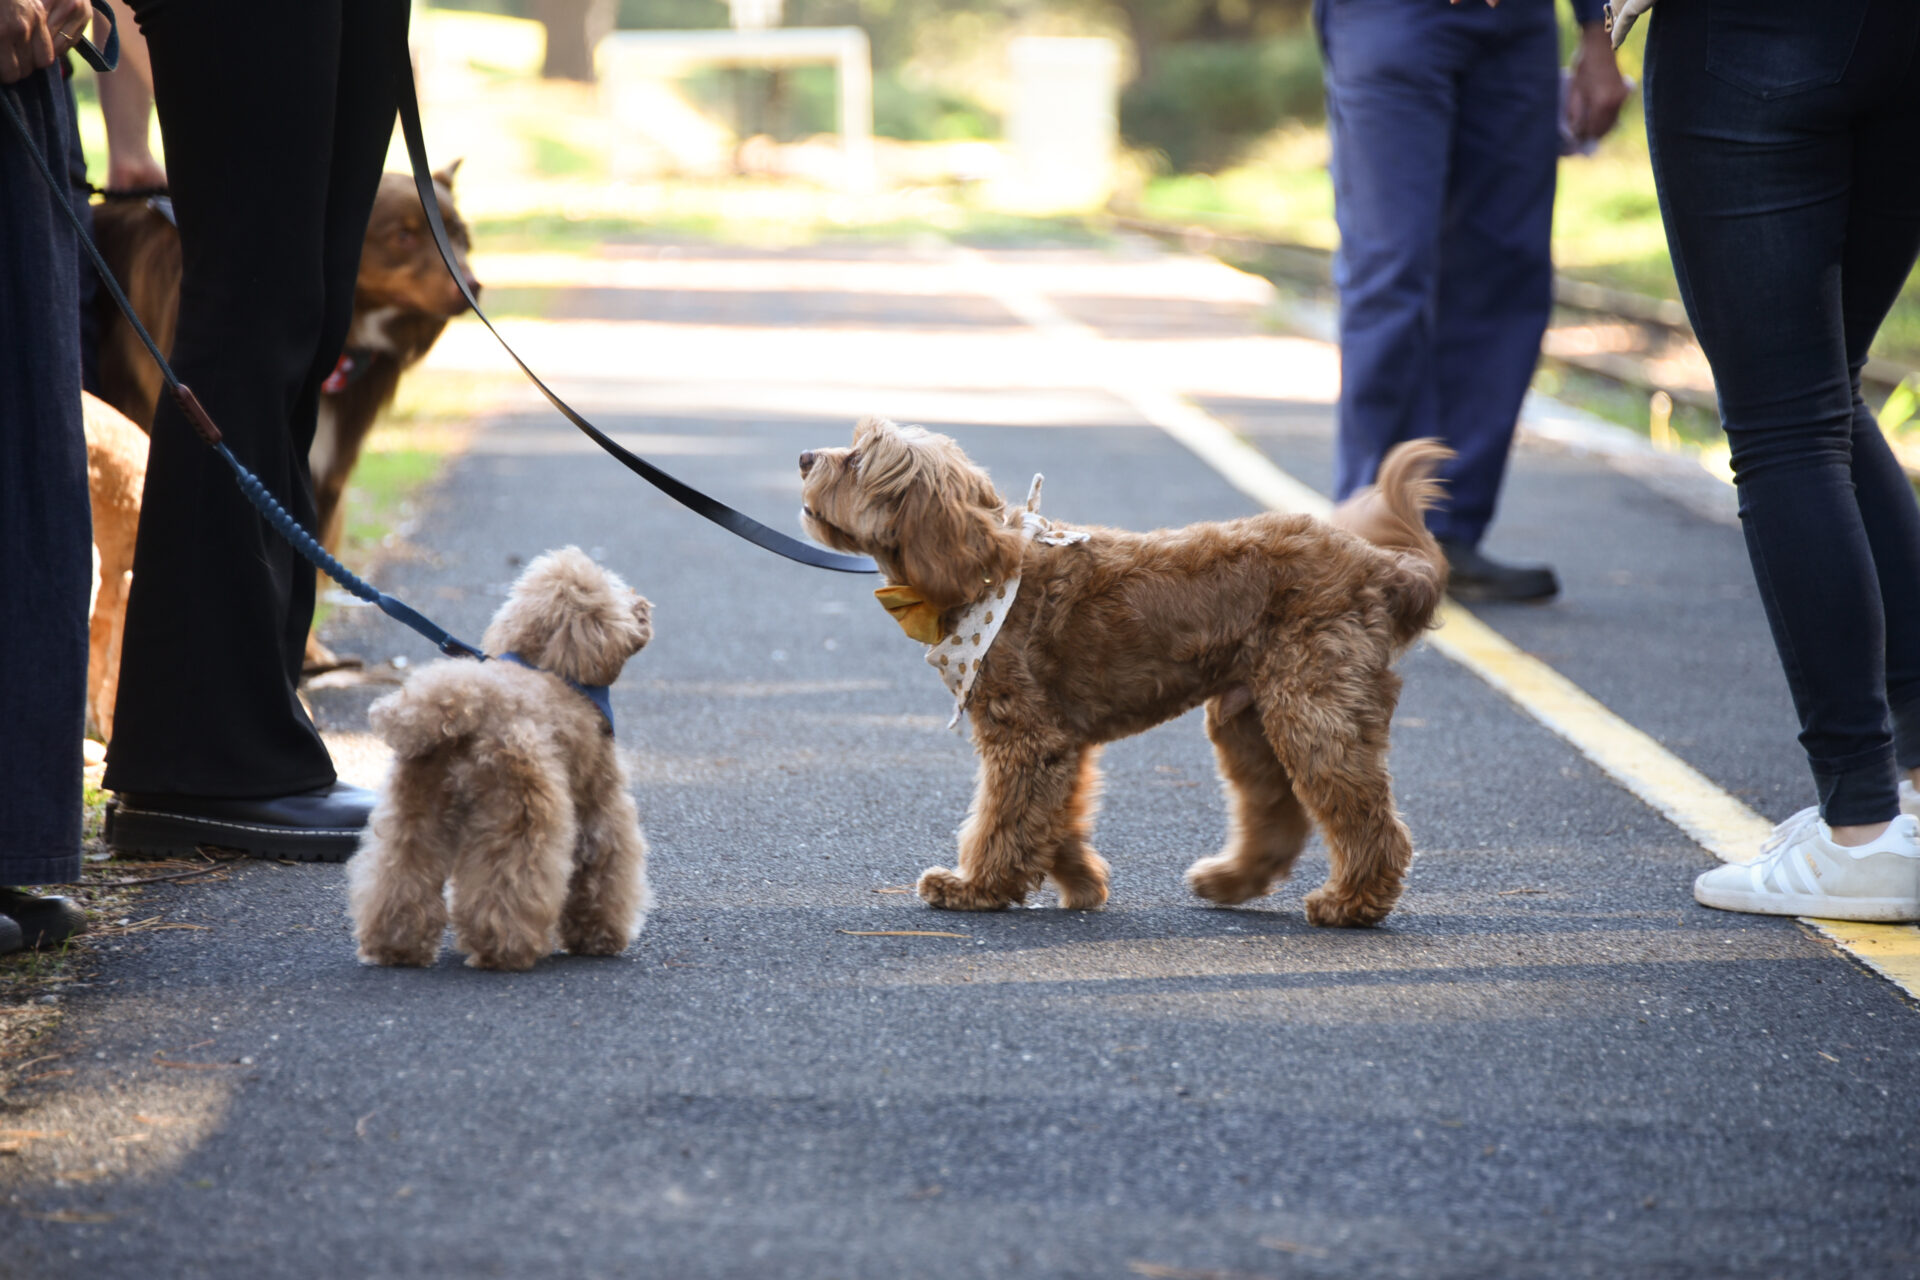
[[1317, 0, 1561, 546], [0, 67, 89, 886], [1646, 0, 1920, 825]]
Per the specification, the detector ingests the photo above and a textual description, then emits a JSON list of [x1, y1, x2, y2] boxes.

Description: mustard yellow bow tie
[[873, 584, 945, 645]]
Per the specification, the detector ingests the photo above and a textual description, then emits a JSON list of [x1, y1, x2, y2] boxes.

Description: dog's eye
[[395, 227, 419, 249], [846, 450, 861, 471]]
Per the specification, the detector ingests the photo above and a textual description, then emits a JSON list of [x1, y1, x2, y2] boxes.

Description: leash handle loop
[[393, 55, 878, 577]]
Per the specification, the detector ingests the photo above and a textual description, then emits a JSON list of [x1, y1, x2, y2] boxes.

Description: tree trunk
[[531, 0, 615, 83]]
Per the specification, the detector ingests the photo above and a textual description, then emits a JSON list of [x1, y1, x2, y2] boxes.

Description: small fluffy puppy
[[799, 417, 1450, 925], [349, 547, 653, 970]]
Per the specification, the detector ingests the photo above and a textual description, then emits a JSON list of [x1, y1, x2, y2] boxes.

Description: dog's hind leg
[[559, 788, 652, 957], [349, 778, 454, 967], [1263, 671, 1412, 928], [448, 756, 577, 971], [1044, 748, 1109, 910], [919, 740, 1084, 911], [1185, 696, 1313, 906]]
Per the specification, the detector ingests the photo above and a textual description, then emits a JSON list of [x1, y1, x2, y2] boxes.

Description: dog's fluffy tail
[[1328, 438, 1453, 645], [368, 665, 495, 759]]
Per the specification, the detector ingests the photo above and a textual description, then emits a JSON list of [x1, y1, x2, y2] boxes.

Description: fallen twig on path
[[85, 867, 230, 888]]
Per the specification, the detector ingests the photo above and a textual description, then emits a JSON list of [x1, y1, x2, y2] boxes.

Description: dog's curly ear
[[889, 471, 1024, 613], [630, 593, 653, 654]]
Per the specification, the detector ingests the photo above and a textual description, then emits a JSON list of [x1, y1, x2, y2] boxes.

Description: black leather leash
[[393, 54, 877, 576]]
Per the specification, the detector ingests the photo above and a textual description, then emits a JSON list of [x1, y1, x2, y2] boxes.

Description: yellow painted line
[[1426, 602, 1775, 863], [1148, 386, 1920, 998]]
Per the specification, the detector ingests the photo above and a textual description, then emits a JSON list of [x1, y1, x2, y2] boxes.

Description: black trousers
[[1646, 0, 1920, 825], [105, 0, 410, 797], [0, 67, 89, 885]]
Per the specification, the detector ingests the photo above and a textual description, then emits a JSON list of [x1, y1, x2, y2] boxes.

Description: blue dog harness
[[496, 653, 615, 736]]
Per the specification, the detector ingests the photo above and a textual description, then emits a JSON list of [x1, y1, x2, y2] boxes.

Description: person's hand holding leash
[[1606, 0, 1656, 50], [44, 0, 90, 50], [1, 0, 55, 84]]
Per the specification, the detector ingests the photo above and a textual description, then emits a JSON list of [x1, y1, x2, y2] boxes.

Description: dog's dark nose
[[799, 450, 818, 476]]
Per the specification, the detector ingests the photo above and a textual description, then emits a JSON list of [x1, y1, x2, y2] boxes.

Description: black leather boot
[[104, 781, 376, 862], [1439, 538, 1560, 603], [0, 888, 88, 951]]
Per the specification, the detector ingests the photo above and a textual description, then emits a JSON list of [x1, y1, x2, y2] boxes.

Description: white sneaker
[[1694, 813, 1920, 922]]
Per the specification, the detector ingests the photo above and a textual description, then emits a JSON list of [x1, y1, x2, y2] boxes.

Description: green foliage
[[1121, 35, 1324, 173], [617, 0, 731, 27], [1881, 377, 1920, 434], [528, 131, 603, 177]]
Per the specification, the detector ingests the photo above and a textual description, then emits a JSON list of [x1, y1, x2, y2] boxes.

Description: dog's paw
[[1185, 855, 1270, 906], [463, 949, 541, 972], [562, 924, 632, 957], [356, 943, 439, 967], [1052, 852, 1110, 911], [916, 866, 1013, 911], [1303, 885, 1395, 928]]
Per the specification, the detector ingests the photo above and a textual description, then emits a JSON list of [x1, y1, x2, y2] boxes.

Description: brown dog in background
[[91, 167, 480, 669], [799, 418, 1451, 925], [83, 392, 149, 743]]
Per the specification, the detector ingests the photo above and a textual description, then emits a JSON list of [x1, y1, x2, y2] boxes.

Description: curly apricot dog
[[348, 548, 654, 970], [798, 418, 1450, 925]]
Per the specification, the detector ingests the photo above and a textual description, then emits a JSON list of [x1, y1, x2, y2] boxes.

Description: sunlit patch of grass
[[309, 369, 518, 632], [528, 131, 604, 181], [1531, 362, 1721, 448]]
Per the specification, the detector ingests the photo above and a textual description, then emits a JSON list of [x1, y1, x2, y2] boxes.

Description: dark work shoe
[[104, 782, 376, 863], [0, 888, 88, 950], [1439, 538, 1560, 604]]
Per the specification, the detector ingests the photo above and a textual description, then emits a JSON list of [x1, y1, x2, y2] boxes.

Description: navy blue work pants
[[1317, 0, 1561, 546], [0, 68, 89, 886], [1646, 0, 1920, 826], [104, 0, 407, 798]]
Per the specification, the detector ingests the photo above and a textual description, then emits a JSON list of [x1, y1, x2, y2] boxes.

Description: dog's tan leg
[[1043, 748, 1109, 910], [349, 785, 453, 967], [919, 741, 1083, 911], [559, 790, 652, 957], [448, 773, 577, 972], [1264, 675, 1411, 928], [1185, 696, 1313, 906]]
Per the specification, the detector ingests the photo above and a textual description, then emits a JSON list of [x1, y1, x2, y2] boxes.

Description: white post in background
[[836, 30, 874, 195], [728, 0, 783, 31], [597, 27, 874, 192], [1005, 37, 1121, 212]]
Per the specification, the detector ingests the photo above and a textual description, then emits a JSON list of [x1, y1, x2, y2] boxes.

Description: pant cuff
[[1891, 690, 1920, 772], [1815, 749, 1900, 827], [1, 850, 83, 887]]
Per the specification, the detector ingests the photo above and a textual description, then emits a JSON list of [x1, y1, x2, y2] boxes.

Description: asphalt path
[[6, 240, 1916, 1278]]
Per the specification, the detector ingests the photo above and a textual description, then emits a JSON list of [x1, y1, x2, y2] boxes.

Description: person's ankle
[[1830, 820, 1893, 848]]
